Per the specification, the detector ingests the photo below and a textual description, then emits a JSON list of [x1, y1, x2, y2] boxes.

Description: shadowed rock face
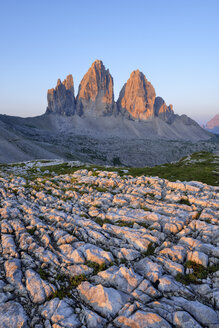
[[46, 75, 75, 116], [117, 70, 156, 120], [154, 97, 175, 124], [76, 60, 115, 117]]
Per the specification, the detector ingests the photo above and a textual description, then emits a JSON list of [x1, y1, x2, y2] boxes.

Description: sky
[[0, 0, 218, 124]]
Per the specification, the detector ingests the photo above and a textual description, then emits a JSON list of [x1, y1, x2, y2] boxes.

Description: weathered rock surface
[[76, 59, 115, 117], [0, 161, 218, 327], [117, 69, 156, 120], [0, 301, 28, 328], [46, 74, 75, 115], [154, 96, 174, 123], [78, 281, 130, 318]]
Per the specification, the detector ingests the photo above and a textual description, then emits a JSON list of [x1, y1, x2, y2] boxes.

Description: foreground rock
[[0, 162, 218, 327]]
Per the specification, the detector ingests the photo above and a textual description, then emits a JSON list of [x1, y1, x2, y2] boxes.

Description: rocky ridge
[[206, 114, 219, 134], [45, 60, 176, 123], [46, 75, 76, 116], [0, 160, 218, 327]]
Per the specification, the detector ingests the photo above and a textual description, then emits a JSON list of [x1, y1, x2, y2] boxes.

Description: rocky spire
[[117, 70, 175, 122], [117, 70, 156, 120], [46, 74, 75, 116], [154, 96, 174, 124], [76, 60, 115, 117]]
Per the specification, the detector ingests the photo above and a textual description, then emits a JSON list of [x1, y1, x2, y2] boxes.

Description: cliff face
[[46, 75, 75, 116], [117, 70, 175, 123], [45, 60, 178, 125], [117, 70, 156, 120], [154, 97, 174, 123], [76, 60, 115, 117]]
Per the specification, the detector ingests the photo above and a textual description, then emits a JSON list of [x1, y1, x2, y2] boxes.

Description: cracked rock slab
[[77, 281, 131, 319]]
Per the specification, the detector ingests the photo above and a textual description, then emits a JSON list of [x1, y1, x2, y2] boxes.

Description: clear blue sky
[[0, 0, 218, 124]]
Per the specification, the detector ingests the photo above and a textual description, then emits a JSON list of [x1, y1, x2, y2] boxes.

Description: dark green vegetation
[[38, 152, 219, 186], [26, 226, 37, 235], [142, 242, 156, 256], [128, 152, 219, 186], [0, 151, 218, 186], [176, 261, 219, 285], [48, 273, 87, 300], [178, 198, 191, 206], [86, 261, 107, 275]]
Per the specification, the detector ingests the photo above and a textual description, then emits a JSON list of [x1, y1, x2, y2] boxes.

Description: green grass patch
[[138, 222, 149, 229], [96, 186, 108, 193], [117, 220, 133, 228], [94, 218, 112, 227], [37, 267, 49, 280], [86, 261, 107, 275], [142, 242, 156, 256], [128, 152, 219, 186], [176, 261, 219, 285], [26, 226, 37, 235], [70, 274, 87, 287], [176, 273, 201, 285]]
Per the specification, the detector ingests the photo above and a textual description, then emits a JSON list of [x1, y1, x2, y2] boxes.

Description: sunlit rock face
[[76, 60, 115, 117], [117, 70, 156, 120], [206, 114, 219, 134], [46, 74, 76, 116], [117, 70, 175, 122], [206, 114, 219, 130]]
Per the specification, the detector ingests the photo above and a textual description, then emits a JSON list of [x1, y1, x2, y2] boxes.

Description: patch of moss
[[176, 273, 201, 285], [140, 206, 151, 212], [208, 263, 219, 273], [178, 198, 191, 206], [37, 267, 49, 280], [48, 286, 71, 300], [26, 226, 37, 235], [117, 220, 133, 228], [86, 261, 107, 275], [176, 261, 219, 285], [94, 218, 112, 227], [138, 222, 149, 229], [142, 242, 156, 256], [185, 261, 208, 279], [96, 186, 108, 193], [70, 274, 87, 287]]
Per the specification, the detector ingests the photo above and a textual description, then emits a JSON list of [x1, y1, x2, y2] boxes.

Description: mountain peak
[[91, 59, 104, 68], [117, 70, 156, 120], [46, 74, 75, 116], [45, 60, 174, 122], [76, 60, 114, 117]]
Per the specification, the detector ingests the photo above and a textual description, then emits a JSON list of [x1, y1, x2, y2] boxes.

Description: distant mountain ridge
[[205, 114, 219, 134]]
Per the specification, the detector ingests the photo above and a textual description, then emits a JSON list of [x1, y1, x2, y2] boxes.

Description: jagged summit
[[117, 69, 156, 120], [45, 60, 175, 122], [76, 60, 115, 117], [46, 74, 75, 116]]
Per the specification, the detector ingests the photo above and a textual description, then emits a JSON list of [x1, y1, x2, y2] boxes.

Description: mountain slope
[[0, 60, 216, 165], [206, 114, 219, 134]]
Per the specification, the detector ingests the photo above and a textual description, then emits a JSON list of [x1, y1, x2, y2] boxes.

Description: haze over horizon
[[0, 0, 218, 125]]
